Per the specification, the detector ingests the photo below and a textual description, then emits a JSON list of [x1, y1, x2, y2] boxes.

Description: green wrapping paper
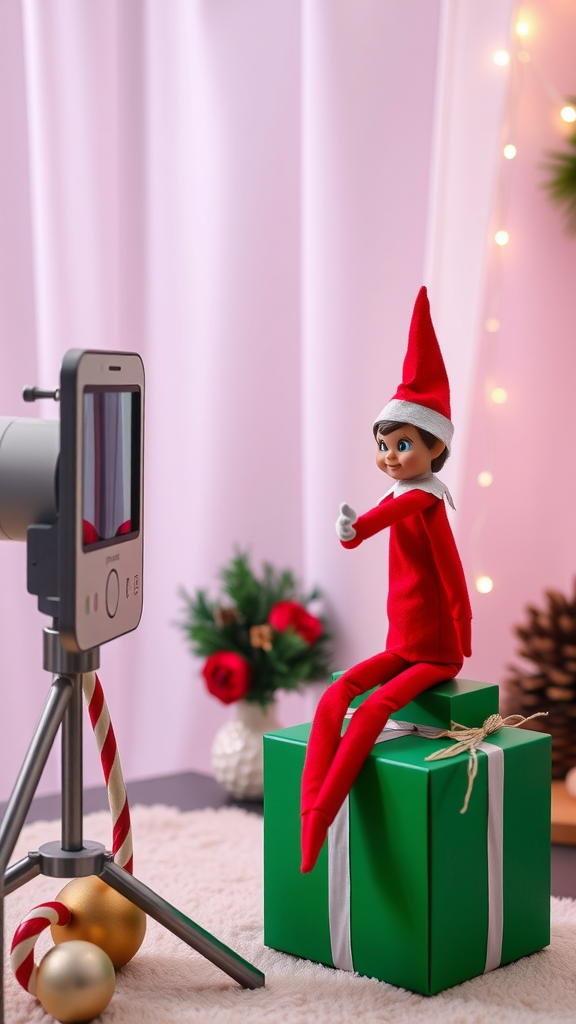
[[263, 680, 551, 995]]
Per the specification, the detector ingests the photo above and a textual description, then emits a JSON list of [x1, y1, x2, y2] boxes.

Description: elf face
[[375, 425, 445, 480]]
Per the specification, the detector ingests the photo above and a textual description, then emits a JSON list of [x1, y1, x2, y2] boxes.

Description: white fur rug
[[3, 805, 576, 1024]]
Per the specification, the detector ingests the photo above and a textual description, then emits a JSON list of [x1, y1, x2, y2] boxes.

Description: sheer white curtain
[[0, 0, 512, 800]]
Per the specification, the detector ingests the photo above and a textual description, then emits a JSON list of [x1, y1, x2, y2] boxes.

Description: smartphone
[[58, 350, 144, 652]]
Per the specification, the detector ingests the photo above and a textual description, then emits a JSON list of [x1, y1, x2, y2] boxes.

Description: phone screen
[[82, 388, 141, 549]]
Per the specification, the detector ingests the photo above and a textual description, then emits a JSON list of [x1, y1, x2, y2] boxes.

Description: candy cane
[[82, 672, 133, 874], [10, 902, 71, 993]]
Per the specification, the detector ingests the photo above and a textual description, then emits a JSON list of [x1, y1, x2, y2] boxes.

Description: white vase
[[210, 699, 280, 800]]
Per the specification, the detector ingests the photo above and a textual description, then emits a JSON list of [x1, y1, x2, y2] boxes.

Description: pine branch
[[542, 103, 576, 235], [220, 552, 262, 621]]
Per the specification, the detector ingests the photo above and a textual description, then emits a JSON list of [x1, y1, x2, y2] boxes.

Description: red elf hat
[[373, 286, 454, 450]]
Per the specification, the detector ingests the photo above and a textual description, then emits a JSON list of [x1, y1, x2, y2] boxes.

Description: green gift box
[[263, 678, 551, 994]]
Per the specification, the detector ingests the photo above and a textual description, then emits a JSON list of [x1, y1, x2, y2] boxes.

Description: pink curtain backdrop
[[0, 0, 573, 801]]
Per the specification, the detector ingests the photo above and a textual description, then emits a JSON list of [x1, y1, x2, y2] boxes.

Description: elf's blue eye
[[379, 441, 388, 452], [398, 439, 411, 452]]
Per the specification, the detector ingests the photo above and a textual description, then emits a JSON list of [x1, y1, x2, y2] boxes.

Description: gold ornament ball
[[52, 875, 146, 968], [36, 940, 115, 1023]]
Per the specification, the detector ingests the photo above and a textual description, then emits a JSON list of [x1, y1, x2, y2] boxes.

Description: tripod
[[0, 626, 264, 1022]]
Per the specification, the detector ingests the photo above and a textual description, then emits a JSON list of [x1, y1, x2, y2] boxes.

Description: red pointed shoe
[[300, 808, 329, 873]]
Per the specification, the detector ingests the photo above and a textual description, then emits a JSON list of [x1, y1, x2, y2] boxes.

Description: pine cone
[[214, 605, 240, 627], [504, 582, 576, 779]]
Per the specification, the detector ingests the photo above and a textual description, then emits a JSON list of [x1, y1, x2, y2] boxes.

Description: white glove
[[336, 502, 358, 541]]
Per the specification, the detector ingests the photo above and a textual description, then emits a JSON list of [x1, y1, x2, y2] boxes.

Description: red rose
[[268, 601, 323, 645], [202, 651, 252, 704]]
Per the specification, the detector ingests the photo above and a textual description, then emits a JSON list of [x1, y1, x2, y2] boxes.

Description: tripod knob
[[22, 386, 60, 403]]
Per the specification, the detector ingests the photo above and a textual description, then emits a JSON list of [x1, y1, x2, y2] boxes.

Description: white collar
[[381, 471, 455, 510]]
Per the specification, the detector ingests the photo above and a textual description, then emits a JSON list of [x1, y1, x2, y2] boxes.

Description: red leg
[[301, 660, 461, 872], [300, 651, 408, 816]]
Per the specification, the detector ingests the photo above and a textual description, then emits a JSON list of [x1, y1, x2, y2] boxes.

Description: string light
[[474, 12, 570, 603], [476, 576, 494, 594], [477, 471, 494, 487], [491, 387, 508, 404]]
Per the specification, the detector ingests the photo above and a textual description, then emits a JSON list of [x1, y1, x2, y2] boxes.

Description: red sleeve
[[341, 489, 437, 549], [423, 502, 473, 657]]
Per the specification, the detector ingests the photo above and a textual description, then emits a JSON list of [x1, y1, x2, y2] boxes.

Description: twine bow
[[424, 712, 548, 813]]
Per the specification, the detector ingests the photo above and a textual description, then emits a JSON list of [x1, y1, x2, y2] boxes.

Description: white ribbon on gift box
[[327, 715, 505, 976]]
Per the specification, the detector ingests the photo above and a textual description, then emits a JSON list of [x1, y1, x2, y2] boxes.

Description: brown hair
[[373, 419, 449, 473]]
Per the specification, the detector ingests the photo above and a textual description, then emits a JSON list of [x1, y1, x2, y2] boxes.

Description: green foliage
[[179, 552, 332, 706], [220, 557, 297, 622], [543, 102, 576, 234]]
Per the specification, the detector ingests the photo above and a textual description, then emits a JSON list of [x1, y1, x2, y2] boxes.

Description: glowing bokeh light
[[476, 576, 494, 594], [491, 387, 508, 404]]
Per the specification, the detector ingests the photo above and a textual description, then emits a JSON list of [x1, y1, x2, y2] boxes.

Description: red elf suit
[[300, 286, 472, 873]]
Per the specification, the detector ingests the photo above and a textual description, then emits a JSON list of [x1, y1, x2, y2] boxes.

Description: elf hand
[[336, 503, 358, 542], [455, 617, 472, 658]]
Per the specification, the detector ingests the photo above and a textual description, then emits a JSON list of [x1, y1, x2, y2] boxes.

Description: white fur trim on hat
[[373, 399, 454, 451]]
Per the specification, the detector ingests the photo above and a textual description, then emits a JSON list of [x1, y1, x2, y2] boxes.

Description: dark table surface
[[2, 770, 575, 898]]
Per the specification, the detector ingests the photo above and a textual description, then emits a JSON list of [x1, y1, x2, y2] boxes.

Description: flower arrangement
[[180, 552, 332, 707]]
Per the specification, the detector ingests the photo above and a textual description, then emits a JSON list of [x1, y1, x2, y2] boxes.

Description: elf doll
[[300, 286, 472, 873]]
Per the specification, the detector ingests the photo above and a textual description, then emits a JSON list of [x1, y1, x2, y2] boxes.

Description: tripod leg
[[3, 854, 41, 896], [0, 899, 4, 1024], [0, 675, 71, 1024], [100, 861, 265, 990], [0, 676, 71, 872]]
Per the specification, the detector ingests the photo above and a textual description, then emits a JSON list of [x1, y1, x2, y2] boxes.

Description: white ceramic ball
[[211, 702, 280, 800]]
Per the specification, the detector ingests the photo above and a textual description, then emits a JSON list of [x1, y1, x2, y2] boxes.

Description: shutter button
[[105, 569, 120, 618]]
